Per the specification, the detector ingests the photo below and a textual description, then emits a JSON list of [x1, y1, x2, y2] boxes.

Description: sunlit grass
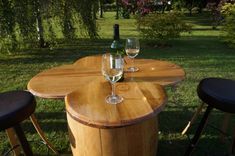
[[97, 12, 139, 39]]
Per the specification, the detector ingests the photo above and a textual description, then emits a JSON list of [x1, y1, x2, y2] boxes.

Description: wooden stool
[[0, 90, 58, 155], [0, 91, 36, 155], [184, 78, 235, 156]]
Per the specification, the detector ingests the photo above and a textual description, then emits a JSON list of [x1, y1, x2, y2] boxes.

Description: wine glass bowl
[[125, 38, 140, 72], [102, 53, 124, 104]]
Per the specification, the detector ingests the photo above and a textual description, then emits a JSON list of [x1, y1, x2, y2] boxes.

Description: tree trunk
[[35, 0, 46, 48], [189, 8, 192, 16], [116, 0, 119, 19], [63, 0, 75, 39], [161, 2, 167, 13], [2, 0, 17, 50], [92, 3, 97, 20], [36, 11, 45, 47], [100, 0, 104, 18], [188, 0, 193, 16]]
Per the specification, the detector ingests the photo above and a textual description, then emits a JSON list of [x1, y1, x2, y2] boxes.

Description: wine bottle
[[110, 24, 124, 82]]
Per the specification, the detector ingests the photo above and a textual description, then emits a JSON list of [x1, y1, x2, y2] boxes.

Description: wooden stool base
[[67, 114, 158, 156], [30, 114, 59, 154], [6, 128, 21, 155], [181, 102, 204, 135], [6, 114, 58, 155]]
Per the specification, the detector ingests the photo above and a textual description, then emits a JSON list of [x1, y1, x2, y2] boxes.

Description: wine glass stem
[[111, 82, 116, 96], [132, 58, 135, 68]]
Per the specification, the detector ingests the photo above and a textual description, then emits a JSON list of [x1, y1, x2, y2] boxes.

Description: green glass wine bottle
[[110, 24, 124, 82]]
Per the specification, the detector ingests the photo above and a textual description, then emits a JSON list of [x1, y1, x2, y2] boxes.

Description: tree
[[0, 0, 99, 52], [172, 0, 208, 14], [186, 0, 193, 15], [34, 0, 46, 47], [221, 2, 235, 46], [121, 0, 152, 16], [63, 0, 75, 39], [99, 0, 105, 18], [116, 0, 119, 19], [0, 0, 17, 50]]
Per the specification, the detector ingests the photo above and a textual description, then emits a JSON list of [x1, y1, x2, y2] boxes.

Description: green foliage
[[120, 7, 130, 19], [137, 12, 191, 45], [221, 2, 235, 16], [0, 0, 99, 53], [75, 0, 99, 38], [104, 3, 116, 11], [0, 0, 15, 36], [0, 0, 17, 51], [221, 3, 235, 47], [172, 0, 206, 13], [0, 37, 13, 54], [172, 0, 186, 11]]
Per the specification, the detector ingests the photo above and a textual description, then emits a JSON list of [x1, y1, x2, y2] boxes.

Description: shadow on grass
[[0, 36, 234, 66], [158, 137, 231, 156], [191, 28, 221, 31], [158, 105, 234, 156], [20, 112, 67, 134], [183, 12, 213, 26], [0, 38, 112, 65]]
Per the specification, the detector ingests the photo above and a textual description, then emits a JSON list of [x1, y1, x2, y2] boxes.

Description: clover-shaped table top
[[27, 55, 185, 99]]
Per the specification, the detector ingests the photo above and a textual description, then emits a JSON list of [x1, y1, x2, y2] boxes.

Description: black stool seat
[[0, 90, 36, 130], [197, 78, 235, 113], [0, 90, 36, 155]]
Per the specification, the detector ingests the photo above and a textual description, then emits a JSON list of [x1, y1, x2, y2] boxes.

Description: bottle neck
[[111, 24, 122, 52], [113, 24, 120, 41]]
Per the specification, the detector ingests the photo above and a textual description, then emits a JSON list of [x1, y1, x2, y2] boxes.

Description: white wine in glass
[[125, 38, 140, 72], [102, 53, 124, 104]]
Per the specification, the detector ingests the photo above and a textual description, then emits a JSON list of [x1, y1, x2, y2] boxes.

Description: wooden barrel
[[65, 78, 167, 156]]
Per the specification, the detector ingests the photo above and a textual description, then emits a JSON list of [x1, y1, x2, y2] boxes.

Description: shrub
[[104, 3, 117, 11], [0, 38, 12, 54], [137, 12, 191, 45], [192, 7, 200, 13], [221, 3, 235, 47], [120, 7, 130, 19]]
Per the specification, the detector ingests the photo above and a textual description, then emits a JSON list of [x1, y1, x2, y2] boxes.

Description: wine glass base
[[105, 95, 123, 104], [127, 67, 139, 72]]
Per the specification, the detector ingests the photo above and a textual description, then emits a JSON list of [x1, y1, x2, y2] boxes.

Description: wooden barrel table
[[27, 55, 185, 155], [65, 78, 167, 156]]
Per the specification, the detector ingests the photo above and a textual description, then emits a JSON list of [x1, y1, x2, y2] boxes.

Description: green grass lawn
[[0, 12, 235, 155]]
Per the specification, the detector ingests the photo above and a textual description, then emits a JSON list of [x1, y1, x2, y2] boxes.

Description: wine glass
[[102, 53, 124, 104], [125, 38, 140, 72]]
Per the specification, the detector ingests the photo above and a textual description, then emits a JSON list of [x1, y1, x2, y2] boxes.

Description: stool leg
[[30, 114, 59, 154], [6, 128, 21, 156], [13, 124, 33, 156], [182, 102, 205, 135], [231, 127, 235, 156], [220, 113, 231, 143], [184, 106, 213, 156]]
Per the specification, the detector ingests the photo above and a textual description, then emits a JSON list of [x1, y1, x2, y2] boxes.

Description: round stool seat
[[197, 78, 235, 113], [0, 91, 36, 131]]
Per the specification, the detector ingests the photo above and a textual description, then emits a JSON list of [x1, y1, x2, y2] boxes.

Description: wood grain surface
[[27, 55, 185, 99], [65, 77, 167, 128], [67, 111, 158, 156]]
